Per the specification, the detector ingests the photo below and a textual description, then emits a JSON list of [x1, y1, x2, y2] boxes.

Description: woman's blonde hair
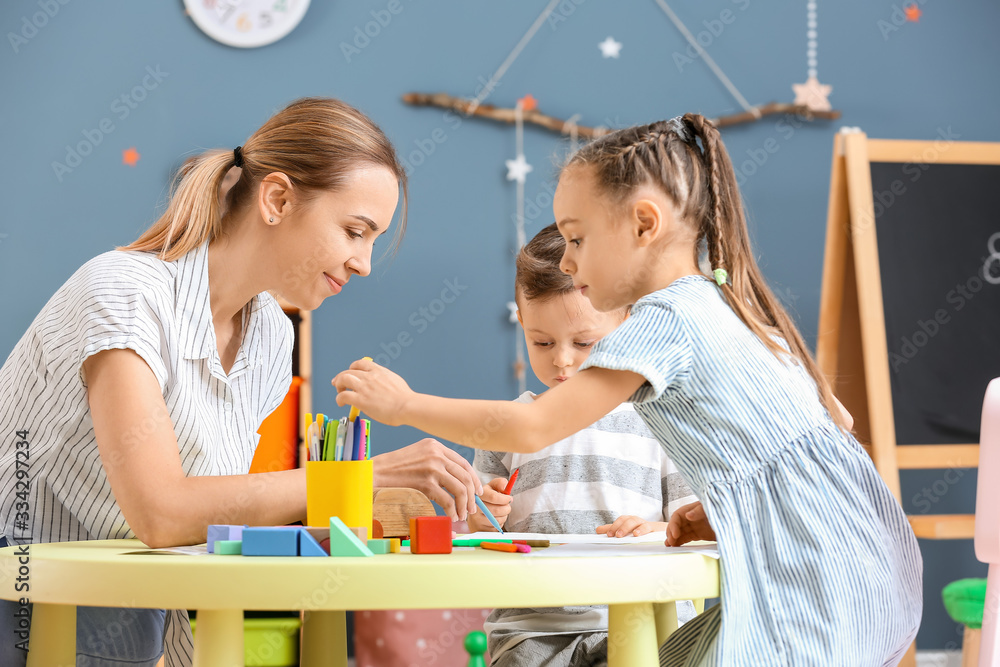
[[122, 97, 408, 261], [566, 114, 848, 431]]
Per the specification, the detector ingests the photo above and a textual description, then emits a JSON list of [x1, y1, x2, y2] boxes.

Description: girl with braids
[[0, 97, 484, 667], [334, 114, 922, 666]]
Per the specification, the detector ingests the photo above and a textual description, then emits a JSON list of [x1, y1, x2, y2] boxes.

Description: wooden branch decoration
[[402, 92, 841, 136]]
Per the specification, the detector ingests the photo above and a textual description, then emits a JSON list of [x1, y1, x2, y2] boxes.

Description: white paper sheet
[[458, 530, 672, 545], [121, 544, 212, 556], [526, 542, 720, 559]]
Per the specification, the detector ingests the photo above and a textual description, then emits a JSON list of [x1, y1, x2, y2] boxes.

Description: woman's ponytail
[[124, 150, 235, 261]]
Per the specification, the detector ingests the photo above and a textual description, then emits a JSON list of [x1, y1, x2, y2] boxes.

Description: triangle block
[[298, 529, 329, 557], [329, 517, 374, 557]]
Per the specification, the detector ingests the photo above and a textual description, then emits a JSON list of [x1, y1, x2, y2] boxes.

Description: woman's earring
[[269, 217, 275, 223]]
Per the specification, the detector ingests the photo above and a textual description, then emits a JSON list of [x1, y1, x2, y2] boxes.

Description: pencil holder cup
[[306, 460, 374, 531]]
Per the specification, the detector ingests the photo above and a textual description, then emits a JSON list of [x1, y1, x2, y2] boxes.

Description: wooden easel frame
[[817, 131, 1000, 540]]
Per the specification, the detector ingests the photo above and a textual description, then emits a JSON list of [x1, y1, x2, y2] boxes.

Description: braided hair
[[563, 114, 848, 432]]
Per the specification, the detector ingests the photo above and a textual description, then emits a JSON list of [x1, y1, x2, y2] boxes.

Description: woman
[[0, 97, 483, 666]]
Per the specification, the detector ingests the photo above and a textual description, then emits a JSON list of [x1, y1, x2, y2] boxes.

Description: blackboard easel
[[817, 130, 1000, 541]]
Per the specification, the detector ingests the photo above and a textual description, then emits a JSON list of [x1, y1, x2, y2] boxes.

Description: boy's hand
[[666, 501, 716, 547], [597, 516, 668, 538], [332, 358, 413, 426], [466, 477, 513, 533]]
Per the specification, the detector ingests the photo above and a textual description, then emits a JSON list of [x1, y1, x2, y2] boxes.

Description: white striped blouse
[[0, 241, 293, 666]]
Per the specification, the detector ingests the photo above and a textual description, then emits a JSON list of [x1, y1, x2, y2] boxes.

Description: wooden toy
[[243, 527, 298, 556], [298, 530, 328, 557], [206, 525, 244, 553], [371, 519, 384, 539], [409, 516, 452, 554], [214, 540, 242, 555], [464, 631, 487, 667], [389, 538, 401, 553], [349, 526, 368, 542], [328, 517, 374, 557], [366, 539, 392, 554], [319, 537, 331, 555]]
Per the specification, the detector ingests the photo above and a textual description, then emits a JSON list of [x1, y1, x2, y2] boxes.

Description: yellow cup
[[306, 460, 374, 530]]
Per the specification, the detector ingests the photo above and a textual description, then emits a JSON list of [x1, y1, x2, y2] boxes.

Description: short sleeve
[[41, 263, 171, 392], [578, 298, 692, 403]]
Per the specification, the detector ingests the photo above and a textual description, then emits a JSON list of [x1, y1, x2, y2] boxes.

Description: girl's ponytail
[[683, 115, 848, 432], [568, 115, 850, 432]]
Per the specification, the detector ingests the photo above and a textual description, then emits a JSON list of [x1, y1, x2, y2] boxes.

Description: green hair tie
[[713, 268, 728, 286]]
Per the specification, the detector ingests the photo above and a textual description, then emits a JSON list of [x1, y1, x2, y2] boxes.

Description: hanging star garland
[[598, 36, 622, 58], [505, 154, 532, 184], [791, 0, 833, 113]]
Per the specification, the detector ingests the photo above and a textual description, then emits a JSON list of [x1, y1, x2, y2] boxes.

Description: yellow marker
[[304, 413, 313, 436], [348, 357, 374, 421]]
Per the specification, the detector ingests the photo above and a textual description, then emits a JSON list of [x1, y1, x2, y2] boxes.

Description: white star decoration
[[507, 301, 519, 324], [792, 76, 832, 112], [505, 154, 533, 184], [598, 36, 622, 58]]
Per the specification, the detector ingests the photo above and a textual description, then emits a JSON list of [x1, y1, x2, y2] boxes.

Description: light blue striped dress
[[578, 275, 922, 666]]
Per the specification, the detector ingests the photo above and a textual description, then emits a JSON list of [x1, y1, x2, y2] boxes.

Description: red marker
[[503, 468, 520, 495]]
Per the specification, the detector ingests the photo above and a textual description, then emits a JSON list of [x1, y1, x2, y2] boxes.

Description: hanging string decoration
[[792, 0, 832, 112]]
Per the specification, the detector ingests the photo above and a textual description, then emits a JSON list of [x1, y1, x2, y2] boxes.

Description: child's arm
[[597, 516, 669, 538], [332, 358, 645, 454], [466, 478, 513, 532]]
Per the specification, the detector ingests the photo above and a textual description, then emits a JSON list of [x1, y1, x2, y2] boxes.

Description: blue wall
[[2, 1, 997, 651]]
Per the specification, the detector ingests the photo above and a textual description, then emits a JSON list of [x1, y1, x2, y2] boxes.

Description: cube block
[[367, 539, 392, 554], [214, 540, 242, 555], [409, 516, 452, 554], [206, 525, 245, 554]]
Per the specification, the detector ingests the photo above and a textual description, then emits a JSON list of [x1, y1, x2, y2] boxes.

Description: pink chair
[[976, 378, 1000, 666]]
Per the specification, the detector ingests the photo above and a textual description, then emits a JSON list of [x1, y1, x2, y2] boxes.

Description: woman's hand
[[666, 501, 716, 547], [597, 516, 668, 538], [467, 478, 513, 532], [332, 358, 414, 427], [371, 439, 484, 521]]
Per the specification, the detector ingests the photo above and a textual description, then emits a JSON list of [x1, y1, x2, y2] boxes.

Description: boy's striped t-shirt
[[473, 391, 698, 660]]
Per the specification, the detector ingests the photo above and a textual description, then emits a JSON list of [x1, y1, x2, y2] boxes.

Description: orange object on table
[[250, 376, 303, 474], [409, 516, 452, 554]]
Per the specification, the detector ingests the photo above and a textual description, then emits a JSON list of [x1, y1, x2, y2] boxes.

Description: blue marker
[[474, 495, 505, 534]]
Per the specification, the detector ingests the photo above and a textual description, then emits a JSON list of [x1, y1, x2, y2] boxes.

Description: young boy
[[468, 223, 698, 667]]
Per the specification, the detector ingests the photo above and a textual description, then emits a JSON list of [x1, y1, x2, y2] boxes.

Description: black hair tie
[[233, 146, 244, 168]]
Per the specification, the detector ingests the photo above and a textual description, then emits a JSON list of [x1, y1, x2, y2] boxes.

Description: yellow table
[[0, 539, 719, 667]]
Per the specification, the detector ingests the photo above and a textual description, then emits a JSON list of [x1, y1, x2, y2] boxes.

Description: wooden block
[[371, 519, 384, 539], [329, 517, 374, 557], [409, 516, 452, 554], [206, 525, 245, 554], [367, 539, 392, 554], [298, 530, 328, 557], [372, 488, 436, 537], [319, 538, 331, 555], [242, 527, 298, 556], [349, 526, 368, 543], [389, 538, 400, 553], [214, 540, 242, 555]]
